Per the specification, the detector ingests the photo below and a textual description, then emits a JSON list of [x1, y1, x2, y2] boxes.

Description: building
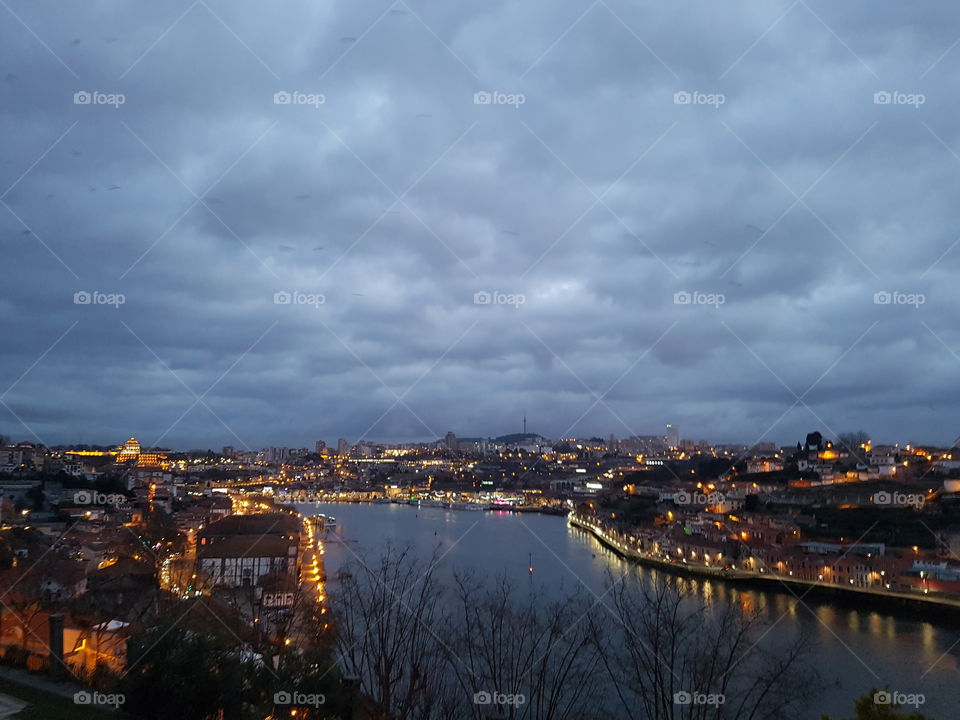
[[444, 432, 458, 452], [263, 447, 289, 464], [116, 438, 141, 462], [315, 440, 326, 454], [0, 444, 39, 473], [198, 535, 298, 588], [665, 425, 680, 449], [337, 438, 350, 456], [196, 513, 300, 588]]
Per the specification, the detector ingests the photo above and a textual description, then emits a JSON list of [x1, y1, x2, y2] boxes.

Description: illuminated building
[[116, 438, 141, 462]]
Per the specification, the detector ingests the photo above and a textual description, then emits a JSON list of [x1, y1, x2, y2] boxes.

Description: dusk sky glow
[[3, 1, 960, 449]]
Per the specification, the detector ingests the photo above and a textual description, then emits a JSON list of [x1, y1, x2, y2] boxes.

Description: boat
[[450, 501, 487, 511]]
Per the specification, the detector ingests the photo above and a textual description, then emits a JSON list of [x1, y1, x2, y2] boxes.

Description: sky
[[2, 1, 960, 451]]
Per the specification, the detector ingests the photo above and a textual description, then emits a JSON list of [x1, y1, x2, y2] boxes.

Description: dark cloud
[[3, 0, 960, 449]]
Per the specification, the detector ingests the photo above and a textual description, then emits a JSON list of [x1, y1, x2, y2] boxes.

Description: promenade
[[568, 513, 960, 618]]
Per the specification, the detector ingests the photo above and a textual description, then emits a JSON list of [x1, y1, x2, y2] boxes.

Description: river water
[[296, 502, 960, 719]]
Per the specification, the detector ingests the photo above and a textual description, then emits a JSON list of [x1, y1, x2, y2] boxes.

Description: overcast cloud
[[2, 1, 960, 450]]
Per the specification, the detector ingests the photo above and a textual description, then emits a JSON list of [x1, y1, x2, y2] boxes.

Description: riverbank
[[278, 496, 568, 516], [569, 514, 960, 624]]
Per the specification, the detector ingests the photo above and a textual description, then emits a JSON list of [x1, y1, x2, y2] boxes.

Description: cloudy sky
[[2, 1, 960, 450]]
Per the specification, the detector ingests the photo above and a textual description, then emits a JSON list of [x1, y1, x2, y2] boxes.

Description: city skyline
[[4, 4, 960, 719]]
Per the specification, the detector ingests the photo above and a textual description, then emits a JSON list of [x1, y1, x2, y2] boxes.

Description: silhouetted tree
[[822, 689, 935, 720]]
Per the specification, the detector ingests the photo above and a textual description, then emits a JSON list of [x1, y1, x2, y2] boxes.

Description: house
[[198, 535, 297, 588], [197, 513, 299, 546], [65, 619, 131, 675]]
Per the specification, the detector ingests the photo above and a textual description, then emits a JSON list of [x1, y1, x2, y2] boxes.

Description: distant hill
[[494, 433, 542, 444]]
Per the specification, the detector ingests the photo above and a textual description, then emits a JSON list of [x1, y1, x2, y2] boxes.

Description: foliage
[[822, 689, 935, 720], [121, 625, 245, 720]]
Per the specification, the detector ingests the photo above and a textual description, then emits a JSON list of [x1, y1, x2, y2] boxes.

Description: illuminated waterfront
[[299, 501, 960, 719]]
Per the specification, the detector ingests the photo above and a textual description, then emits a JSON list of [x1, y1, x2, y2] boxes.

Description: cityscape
[[2, 426, 960, 717], [5, 0, 960, 718]]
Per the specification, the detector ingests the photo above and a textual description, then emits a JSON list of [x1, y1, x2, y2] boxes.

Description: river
[[295, 501, 960, 719]]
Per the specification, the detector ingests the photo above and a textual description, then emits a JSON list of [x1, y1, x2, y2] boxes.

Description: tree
[[332, 544, 452, 720], [256, 648, 353, 720], [593, 575, 815, 720], [822, 690, 935, 720], [837, 431, 872, 463], [445, 573, 607, 720], [121, 624, 245, 720], [331, 547, 820, 720]]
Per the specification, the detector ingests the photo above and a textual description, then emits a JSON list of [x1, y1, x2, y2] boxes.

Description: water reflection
[[300, 502, 960, 719]]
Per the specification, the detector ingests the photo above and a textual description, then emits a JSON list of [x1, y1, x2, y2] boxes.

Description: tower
[[666, 424, 680, 449]]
